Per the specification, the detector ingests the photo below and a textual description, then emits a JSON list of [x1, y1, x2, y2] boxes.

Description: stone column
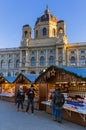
[[76, 49, 79, 67], [63, 47, 66, 66], [20, 50, 22, 68], [55, 47, 58, 66], [6, 55, 9, 69], [67, 50, 70, 66], [63, 48, 66, 66], [36, 50, 39, 67], [25, 50, 29, 67], [46, 49, 48, 66]]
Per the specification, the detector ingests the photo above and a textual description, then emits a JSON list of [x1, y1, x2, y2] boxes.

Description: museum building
[[0, 7, 86, 76]]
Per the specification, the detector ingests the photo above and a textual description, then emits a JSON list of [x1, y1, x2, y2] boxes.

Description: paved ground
[[0, 100, 86, 130]]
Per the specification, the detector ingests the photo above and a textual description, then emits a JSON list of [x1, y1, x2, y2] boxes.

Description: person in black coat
[[16, 86, 25, 111], [26, 84, 35, 114]]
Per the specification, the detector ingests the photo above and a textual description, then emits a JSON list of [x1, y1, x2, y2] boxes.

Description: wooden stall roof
[[0, 76, 16, 84], [59, 66, 86, 78], [3, 76, 16, 83], [13, 73, 39, 84], [0, 76, 9, 84], [35, 65, 86, 83]]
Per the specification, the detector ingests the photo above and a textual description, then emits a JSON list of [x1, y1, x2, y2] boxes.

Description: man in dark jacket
[[26, 84, 35, 114], [54, 88, 65, 123]]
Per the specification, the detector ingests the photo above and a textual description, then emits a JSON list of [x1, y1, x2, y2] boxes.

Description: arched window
[[58, 27, 63, 34], [24, 31, 27, 37], [43, 28, 47, 36], [49, 56, 55, 65], [8, 72, 11, 76], [8, 59, 14, 68], [36, 30, 38, 38], [40, 56, 45, 66], [16, 60, 20, 68], [70, 56, 76, 65], [1, 60, 6, 69], [31, 57, 36, 66], [79, 56, 85, 66]]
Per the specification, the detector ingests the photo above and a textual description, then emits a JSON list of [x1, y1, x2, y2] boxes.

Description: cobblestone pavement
[[0, 100, 86, 130]]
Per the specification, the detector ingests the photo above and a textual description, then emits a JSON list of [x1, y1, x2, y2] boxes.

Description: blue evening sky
[[0, 0, 86, 48]]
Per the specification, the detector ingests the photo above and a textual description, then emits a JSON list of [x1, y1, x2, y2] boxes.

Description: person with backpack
[[26, 84, 35, 114], [54, 87, 65, 123], [16, 85, 25, 112]]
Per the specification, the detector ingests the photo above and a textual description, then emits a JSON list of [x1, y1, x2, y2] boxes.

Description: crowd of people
[[15, 84, 65, 123], [16, 84, 35, 114]]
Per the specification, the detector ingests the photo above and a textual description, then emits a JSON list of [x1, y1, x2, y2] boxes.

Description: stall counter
[[0, 93, 15, 102], [41, 101, 86, 127]]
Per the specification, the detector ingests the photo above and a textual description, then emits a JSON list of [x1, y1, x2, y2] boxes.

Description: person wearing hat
[[54, 87, 65, 123], [16, 85, 25, 111], [26, 84, 35, 114]]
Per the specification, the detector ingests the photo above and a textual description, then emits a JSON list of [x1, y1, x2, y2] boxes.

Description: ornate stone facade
[[0, 7, 86, 76]]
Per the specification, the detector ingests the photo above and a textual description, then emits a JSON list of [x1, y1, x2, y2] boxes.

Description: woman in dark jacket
[[16, 86, 25, 111]]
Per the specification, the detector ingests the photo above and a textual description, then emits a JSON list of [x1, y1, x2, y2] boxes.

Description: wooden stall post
[[39, 83, 47, 110]]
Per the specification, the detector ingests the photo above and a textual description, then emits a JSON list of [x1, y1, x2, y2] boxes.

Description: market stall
[[13, 73, 39, 109], [0, 76, 16, 102], [35, 65, 86, 126], [0, 73, 39, 103]]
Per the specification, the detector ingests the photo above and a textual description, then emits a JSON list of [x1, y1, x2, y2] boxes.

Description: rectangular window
[[40, 50, 45, 55], [32, 51, 36, 55], [70, 50, 75, 54], [80, 50, 85, 54], [50, 49, 55, 54]]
